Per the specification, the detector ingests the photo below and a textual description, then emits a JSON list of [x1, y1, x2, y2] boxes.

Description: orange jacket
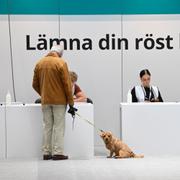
[[32, 52, 74, 105]]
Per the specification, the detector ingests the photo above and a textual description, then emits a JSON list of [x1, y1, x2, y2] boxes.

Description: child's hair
[[69, 71, 78, 82]]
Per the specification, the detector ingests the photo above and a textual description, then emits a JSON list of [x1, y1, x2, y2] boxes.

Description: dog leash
[[72, 115, 75, 130], [72, 112, 104, 133]]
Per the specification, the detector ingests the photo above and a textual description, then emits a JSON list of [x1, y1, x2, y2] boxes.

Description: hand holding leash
[[68, 105, 78, 118], [68, 105, 78, 130]]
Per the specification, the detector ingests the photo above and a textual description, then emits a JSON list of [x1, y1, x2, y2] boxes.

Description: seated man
[[69, 71, 88, 103]]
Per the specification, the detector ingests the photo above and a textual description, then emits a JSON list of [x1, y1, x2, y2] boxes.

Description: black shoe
[[43, 155, 52, 160], [52, 155, 69, 160]]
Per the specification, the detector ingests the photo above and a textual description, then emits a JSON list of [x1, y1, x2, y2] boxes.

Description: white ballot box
[[120, 103, 180, 156], [0, 105, 6, 159], [5, 103, 94, 159]]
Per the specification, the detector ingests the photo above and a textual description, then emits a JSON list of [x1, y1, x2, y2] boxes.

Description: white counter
[[0, 105, 5, 159], [120, 102, 180, 156], [0, 103, 94, 159]]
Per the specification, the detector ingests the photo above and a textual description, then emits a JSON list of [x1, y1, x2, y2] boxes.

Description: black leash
[[72, 115, 75, 130], [71, 112, 104, 133]]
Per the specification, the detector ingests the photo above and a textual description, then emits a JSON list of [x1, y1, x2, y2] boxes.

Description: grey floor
[[0, 156, 180, 180]]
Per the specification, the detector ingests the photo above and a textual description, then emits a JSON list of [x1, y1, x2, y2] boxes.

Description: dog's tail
[[133, 154, 144, 158], [130, 152, 144, 158]]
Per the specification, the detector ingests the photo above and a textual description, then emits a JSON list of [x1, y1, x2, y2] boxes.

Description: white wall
[[0, 14, 180, 150]]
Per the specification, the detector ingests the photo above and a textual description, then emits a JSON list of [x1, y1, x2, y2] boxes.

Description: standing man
[[32, 45, 77, 160]]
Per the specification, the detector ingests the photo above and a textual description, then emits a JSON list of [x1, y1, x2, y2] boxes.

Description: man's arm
[[60, 62, 74, 105], [32, 67, 40, 95], [74, 84, 87, 102], [74, 91, 87, 102]]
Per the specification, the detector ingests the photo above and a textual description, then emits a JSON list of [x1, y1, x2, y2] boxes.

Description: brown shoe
[[43, 155, 52, 160], [52, 155, 69, 160]]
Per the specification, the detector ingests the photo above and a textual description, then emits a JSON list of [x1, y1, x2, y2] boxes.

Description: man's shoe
[[43, 155, 52, 160], [52, 155, 69, 160]]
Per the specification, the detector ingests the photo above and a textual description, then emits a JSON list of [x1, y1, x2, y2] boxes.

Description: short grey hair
[[50, 45, 64, 56]]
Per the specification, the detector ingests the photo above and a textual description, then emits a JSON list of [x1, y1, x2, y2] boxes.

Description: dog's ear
[[100, 132, 105, 137]]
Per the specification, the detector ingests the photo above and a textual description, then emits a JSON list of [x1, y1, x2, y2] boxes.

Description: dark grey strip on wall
[[7, 14, 16, 102], [120, 15, 124, 102], [120, 15, 124, 140]]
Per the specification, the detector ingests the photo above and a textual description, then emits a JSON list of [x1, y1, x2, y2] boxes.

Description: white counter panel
[[0, 106, 5, 159], [121, 103, 180, 156]]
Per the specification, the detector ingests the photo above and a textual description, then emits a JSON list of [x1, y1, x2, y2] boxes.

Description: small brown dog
[[100, 131, 144, 158]]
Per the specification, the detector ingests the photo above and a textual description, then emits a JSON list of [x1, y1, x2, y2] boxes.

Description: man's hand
[[68, 105, 78, 117]]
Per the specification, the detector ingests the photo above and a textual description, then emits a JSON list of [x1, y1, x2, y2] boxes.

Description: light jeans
[[42, 105, 66, 155]]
